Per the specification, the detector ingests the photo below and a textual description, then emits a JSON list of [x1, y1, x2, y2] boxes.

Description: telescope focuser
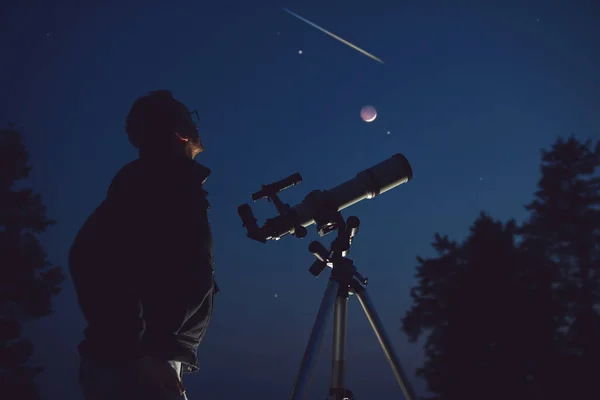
[[238, 172, 308, 242]]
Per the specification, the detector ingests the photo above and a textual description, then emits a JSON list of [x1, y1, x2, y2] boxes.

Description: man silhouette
[[69, 90, 217, 400]]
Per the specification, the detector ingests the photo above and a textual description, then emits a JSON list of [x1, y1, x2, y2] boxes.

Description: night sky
[[2, 0, 599, 399]]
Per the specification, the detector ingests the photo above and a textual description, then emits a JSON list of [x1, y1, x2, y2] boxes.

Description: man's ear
[[175, 132, 190, 142]]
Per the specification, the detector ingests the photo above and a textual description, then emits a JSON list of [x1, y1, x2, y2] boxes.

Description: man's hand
[[131, 356, 186, 397]]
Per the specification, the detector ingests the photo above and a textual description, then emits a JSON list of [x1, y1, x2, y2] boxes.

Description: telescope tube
[[264, 153, 413, 240]]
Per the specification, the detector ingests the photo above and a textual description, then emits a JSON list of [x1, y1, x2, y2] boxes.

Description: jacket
[[68, 156, 216, 372]]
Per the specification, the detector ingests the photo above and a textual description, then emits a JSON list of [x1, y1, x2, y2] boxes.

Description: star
[[386, 131, 391, 135], [479, 177, 484, 181], [298, 49, 303, 55], [45, 32, 51, 37], [274, 293, 279, 298], [536, 18, 540, 23]]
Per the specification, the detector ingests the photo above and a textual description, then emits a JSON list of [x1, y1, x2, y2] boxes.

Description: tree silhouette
[[402, 211, 561, 400], [519, 136, 600, 399], [0, 125, 65, 400], [403, 136, 600, 400]]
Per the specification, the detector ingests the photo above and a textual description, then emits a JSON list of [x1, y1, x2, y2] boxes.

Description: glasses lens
[[189, 110, 200, 126]]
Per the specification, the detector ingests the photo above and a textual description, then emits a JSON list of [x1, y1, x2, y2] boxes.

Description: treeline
[[403, 136, 600, 400], [0, 125, 64, 400]]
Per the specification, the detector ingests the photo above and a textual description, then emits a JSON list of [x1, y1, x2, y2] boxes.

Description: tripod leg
[[290, 279, 339, 400], [354, 286, 417, 400], [330, 292, 348, 393]]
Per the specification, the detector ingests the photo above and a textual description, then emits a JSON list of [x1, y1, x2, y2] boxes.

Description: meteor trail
[[282, 8, 384, 64]]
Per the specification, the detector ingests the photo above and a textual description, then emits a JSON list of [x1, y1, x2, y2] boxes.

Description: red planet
[[360, 105, 377, 122]]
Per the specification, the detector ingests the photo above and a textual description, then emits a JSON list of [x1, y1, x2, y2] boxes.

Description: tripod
[[288, 214, 417, 400]]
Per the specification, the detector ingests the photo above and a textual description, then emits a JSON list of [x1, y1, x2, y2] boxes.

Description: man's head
[[125, 90, 204, 159]]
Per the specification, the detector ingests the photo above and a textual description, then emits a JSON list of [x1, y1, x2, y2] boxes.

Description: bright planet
[[360, 105, 377, 122]]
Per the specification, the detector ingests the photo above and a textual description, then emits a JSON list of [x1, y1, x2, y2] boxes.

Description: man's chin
[[193, 138, 204, 152], [190, 144, 203, 159]]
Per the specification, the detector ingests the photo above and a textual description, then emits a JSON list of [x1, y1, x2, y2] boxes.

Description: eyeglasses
[[189, 110, 200, 127]]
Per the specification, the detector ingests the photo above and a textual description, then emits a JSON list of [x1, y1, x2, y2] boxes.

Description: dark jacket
[[69, 156, 216, 372]]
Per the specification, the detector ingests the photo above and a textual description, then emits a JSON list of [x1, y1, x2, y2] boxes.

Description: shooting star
[[282, 8, 384, 64]]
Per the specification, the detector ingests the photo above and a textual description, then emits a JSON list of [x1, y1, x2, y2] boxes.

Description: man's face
[[174, 101, 204, 158]]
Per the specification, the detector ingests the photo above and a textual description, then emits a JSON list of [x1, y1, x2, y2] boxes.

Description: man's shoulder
[[107, 159, 145, 197]]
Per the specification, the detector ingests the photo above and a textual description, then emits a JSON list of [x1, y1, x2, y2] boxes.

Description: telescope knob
[[347, 216, 360, 228], [354, 272, 368, 286], [294, 225, 307, 239], [309, 260, 327, 277], [309, 241, 329, 262]]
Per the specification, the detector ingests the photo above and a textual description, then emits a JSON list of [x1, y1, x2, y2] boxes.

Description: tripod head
[[307, 212, 368, 287]]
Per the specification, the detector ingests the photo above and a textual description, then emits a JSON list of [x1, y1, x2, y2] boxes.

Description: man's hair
[[125, 90, 181, 149]]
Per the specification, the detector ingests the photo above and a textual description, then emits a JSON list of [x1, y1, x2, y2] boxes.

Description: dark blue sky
[[2, 0, 599, 398]]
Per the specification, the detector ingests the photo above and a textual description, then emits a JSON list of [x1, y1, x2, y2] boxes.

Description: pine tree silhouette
[[0, 125, 65, 400], [402, 136, 600, 400], [520, 136, 600, 400]]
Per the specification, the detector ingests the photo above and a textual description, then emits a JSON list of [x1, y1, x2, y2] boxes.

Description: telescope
[[237, 152, 417, 400], [237, 153, 413, 243]]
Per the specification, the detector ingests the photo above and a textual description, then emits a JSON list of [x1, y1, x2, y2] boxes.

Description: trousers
[[79, 358, 189, 400]]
